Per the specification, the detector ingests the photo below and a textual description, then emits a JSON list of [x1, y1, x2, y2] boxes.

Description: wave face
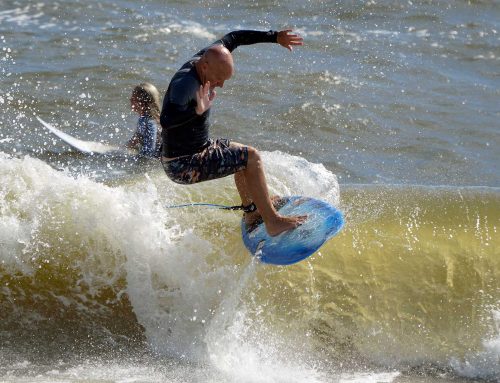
[[315, 184, 499, 379], [0, 153, 498, 381]]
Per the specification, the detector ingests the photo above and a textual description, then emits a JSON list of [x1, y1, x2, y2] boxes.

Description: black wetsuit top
[[160, 30, 278, 158]]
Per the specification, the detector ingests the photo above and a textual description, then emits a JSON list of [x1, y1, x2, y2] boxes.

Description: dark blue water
[[1, 0, 498, 185]]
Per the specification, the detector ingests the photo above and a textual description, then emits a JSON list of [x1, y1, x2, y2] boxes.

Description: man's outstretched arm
[[217, 29, 303, 52]]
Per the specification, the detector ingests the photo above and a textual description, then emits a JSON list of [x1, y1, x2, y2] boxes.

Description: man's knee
[[246, 146, 262, 167]]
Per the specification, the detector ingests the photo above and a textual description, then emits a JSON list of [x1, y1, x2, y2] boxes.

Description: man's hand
[[277, 29, 303, 51], [195, 81, 216, 115]]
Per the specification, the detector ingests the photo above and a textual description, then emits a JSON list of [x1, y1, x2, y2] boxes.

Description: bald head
[[197, 44, 234, 89]]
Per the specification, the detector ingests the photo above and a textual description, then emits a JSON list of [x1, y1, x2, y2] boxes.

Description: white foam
[[0, 153, 55, 274], [367, 30, 400, 37], [15, 359, 207, 383], [131, 150, 340, 361], [450, 309, 500, 380], [0, 5, 44, 28], [166, 22, 216, 40], [293, 27, 324, 38], [205, 262, 324, 383], [318, 71, 349, 86], [262, 151, 340, 206], [137, 20, 216, 43], [339, 371, 400, 383], [0, 151, 341, 371], [0, 153, 209, 358]]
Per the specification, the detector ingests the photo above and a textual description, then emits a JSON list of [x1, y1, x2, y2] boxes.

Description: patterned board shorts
[[161, 138, 248, 184]]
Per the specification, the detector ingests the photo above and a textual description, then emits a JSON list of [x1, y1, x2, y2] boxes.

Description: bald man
[[160, 29, 305, 236]]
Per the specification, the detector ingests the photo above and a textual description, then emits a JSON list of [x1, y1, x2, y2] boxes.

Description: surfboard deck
[[36, 116, 136, 155], [241, 196, 344, 265]]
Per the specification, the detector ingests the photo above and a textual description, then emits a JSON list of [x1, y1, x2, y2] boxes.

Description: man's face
[[205, 59, 233, 90]]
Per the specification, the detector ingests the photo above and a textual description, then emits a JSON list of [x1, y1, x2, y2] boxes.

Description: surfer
[[126, 83, 162, 158], [160, 30, 306, 236]]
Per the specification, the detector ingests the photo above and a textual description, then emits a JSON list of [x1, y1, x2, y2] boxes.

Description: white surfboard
[[36, 116, 136, 155]]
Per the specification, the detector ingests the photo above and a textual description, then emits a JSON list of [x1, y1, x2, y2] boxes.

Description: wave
[[0, 152, 498, 380]]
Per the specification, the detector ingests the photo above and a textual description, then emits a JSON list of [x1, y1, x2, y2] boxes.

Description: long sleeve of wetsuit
[[215, 30, 278, 53]]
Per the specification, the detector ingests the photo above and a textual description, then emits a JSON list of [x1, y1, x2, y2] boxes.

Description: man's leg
[[231, 143, 306, 236], [234, 171, 252, 207], [232, 141, 273, 217]]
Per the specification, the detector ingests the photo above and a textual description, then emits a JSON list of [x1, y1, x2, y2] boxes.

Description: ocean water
[[0, 1, 499, 382]]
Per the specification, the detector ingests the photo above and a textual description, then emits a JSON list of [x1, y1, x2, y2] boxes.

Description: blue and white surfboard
[[241, 196, 344, 265]]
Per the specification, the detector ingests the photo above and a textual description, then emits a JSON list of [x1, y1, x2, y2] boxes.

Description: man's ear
[[201, 61, 209, 74]]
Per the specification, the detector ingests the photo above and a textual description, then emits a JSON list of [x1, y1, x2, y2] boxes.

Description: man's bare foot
[[244, 195, 284, 227], [265, 214, 307, 237], [243, 196, 307, 236]]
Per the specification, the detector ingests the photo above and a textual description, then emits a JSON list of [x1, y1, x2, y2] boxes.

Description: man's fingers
[[198, 82, 212, 99], [209, 89, 217, 101], [287, 34, 303, 43], [278, 30, 303, 51]]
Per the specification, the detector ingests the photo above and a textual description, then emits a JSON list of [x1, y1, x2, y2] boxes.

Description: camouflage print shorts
[[161, 138, 248, 184]]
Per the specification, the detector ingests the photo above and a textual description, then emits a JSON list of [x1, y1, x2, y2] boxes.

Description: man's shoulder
[[171, 69, 198, 88], [173, 58, 199, 83], [169, 63, 199, 100]]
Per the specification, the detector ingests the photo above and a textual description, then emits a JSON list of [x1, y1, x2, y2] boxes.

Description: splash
[[1, 152, 498, 382], [450, 309, 500, 380]]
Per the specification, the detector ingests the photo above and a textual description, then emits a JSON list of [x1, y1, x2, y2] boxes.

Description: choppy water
[[0, 1, 499, 382]]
